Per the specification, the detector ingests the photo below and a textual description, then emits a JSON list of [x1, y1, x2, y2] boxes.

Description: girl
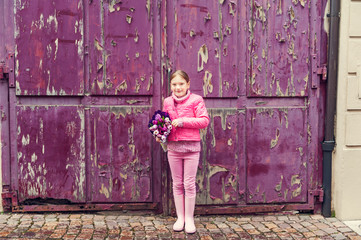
[[159, 70, 209, 233]]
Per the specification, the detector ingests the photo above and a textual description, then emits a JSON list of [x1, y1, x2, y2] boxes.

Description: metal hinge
[[310, 189, 324, 203], [317, 64, 327, 81], [1, 53, 15, 87], [0, 62, 9, 80], [1, 189, 19, 212]]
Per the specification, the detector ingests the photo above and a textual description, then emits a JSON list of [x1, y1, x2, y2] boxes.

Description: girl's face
[[170, 75, 190, 98]]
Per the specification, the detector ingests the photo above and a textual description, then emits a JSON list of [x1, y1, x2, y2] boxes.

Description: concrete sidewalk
[[0, 212, 360, 240]]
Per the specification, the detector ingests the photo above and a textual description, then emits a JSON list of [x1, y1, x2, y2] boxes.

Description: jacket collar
[[172, 90, 191, 103]]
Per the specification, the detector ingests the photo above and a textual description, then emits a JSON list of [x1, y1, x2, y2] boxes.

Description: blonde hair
[[170, 70, 190, 83]]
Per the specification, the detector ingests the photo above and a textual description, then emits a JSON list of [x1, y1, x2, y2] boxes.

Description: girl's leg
[[167, 151, 185, 231], [183, 152, 200, 234]]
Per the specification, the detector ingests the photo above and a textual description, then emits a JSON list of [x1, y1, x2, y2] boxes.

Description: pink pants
[[167, 151, 200, 198]]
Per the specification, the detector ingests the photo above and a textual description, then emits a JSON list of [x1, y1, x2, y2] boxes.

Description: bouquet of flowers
[[149, 110, 172, 151]]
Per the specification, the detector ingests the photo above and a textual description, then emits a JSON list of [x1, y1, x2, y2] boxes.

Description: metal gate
[[1, 0, 326, 213]]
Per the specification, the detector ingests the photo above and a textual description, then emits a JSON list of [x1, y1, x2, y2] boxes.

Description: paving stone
[[200, 236, 213, 240], [241, 223, 255, 230], [215, 222, 229, 228], [237, 231, 252, 239], [349, 236, 361, 240], [246, 228, 260, 235], [338, 227, 354, 233], [331, 233, 347, 240], [304, 231, 316, 238], [257, 227, 271, 233], [252, 216, 264, 222], [325, 217, 338, 222], [333, 221, 347, 228], [322, 227, 338, 234], [277, 216, 289, 221]]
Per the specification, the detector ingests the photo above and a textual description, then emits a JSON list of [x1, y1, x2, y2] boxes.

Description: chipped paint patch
[[126, 15, 132, 24], [228, 2, 236, 16], [203, 71, 213, 97], [100, 183, 110, 198], [147, 76, 153, 92], [148, 34, 153, 63], [146, 0, 151, 20], [115, 80, 127, 94], [291, 174, 302, 197], [198, 44, 208, 72], [22, 134, 30, 146], [270, 129, 280, 148], [275, 175, 284, 192]]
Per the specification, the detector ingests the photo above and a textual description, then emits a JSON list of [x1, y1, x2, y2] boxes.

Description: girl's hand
[[155, 137, 161, 143], [172, 119, 181, 128]]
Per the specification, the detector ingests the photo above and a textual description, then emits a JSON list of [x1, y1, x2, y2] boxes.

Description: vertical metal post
[[322, 0, 340, 217]]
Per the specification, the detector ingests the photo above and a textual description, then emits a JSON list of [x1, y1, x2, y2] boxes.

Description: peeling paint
[[126, 15, 132, 24], [146, 0, 151, 20], [115, 80, 127, 94], [270, 129, 280, 148], [197, 44, 208, 72], [202, 71, 213, 97], [22, 134, 30, 146], [100, 184, 110, 198], [275, 175, 283, 192], [148, 33, 153, 63]]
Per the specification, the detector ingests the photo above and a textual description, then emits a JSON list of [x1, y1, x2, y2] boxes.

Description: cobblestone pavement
[[0, 212, 360, 240]]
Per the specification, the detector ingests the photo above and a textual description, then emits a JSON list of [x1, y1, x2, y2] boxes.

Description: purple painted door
[[165, 0, 325, 208], [1, 0, 326, 212], [5, 0, 161, 205]]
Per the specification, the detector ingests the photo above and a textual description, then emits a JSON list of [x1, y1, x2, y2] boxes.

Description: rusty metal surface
[[89, 106, 152, 202], [17, 106, 86, 202], [15, 0, 84, 95], [88, 0, 154, 95], [167, 1, 239, 98], [246, 107, 308, 203], [12, 203, 158, 213], [198, 109, 243, 205], [248, 0, 310, 97], [1, 0, 327, 213]]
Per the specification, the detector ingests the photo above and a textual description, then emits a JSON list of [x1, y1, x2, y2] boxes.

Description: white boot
[[184, 196, 196, 234], [173, 194, 185, 231]]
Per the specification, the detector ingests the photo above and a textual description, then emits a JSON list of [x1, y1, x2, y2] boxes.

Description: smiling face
[[170, 75, 190, 98]]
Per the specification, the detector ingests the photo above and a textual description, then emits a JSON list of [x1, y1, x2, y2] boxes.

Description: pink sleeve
[[181, 98, 209, 129], [162, 98, 169, 112]]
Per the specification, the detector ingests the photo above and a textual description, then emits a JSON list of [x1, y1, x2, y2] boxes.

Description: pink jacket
[[163, 92, 209, 142]]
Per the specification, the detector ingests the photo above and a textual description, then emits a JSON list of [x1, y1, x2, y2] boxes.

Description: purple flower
[[152, 120, 157, 125], [155, 114, 161, 121]]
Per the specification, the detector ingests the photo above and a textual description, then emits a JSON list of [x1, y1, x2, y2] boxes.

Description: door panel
[[198, 109, 244, 204], [248, 0, 310, 97], [168, 1, 238, 98], [17, 106, 85, 202], [15, 0, 84, 96], [246, 107, 308, 203], [89, 106, 152, 202], [88, 0, 154, 95]]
